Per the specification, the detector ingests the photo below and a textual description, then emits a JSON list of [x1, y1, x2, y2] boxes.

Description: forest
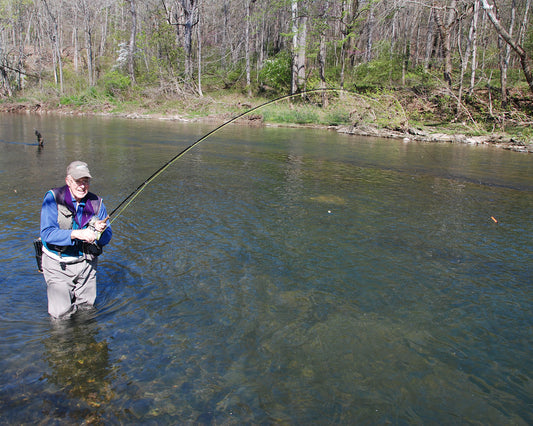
[[0, 0, 532, 141]]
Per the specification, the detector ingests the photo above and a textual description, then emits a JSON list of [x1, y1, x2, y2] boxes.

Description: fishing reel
[[88, 216, 108, 242]]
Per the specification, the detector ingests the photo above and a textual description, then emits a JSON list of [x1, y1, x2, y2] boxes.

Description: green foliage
[[102, 71, 131, 97], [510, 125, 533, 145], [60, 87, 103, 106], [219, 64, 246, 89], [262, 105, 318, 124], [60, 66, 82, 91], [258, 51, 292, 93], [352, 61, 388, 87], [135, 23, 183, 82], [349, 40, 440, 90], [324, 110, 351, 126], [405, 66, 439, 88], [525, 26, 533, 53], [261, 100, 353, 126]]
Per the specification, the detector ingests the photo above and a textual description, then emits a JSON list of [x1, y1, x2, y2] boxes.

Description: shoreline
[[2, 101, 531, 153]]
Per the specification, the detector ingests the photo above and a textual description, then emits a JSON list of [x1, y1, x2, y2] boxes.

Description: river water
[[0, 113, 531, 424]]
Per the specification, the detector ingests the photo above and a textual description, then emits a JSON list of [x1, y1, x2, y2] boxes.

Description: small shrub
[[262, 104, 320, 124], [324, 110, 351, 126], [59, 87, 107, 106], [103, 71, 131, 97], [258, 51, 291, 93]]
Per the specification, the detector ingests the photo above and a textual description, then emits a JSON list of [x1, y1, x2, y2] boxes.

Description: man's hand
[[71, 228, 97, 243], [92, 216, 109, 233]]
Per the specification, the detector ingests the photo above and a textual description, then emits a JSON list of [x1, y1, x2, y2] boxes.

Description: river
[[0, 113, 531, 424]]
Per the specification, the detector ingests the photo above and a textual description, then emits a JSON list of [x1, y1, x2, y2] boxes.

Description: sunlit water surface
[[0, 113, 531, 424]]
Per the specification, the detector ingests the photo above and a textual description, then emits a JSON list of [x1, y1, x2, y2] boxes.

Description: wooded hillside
[[0, 0, 532, 130]]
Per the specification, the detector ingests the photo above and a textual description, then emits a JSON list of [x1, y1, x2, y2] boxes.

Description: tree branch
[[480, 0, 533, 94]]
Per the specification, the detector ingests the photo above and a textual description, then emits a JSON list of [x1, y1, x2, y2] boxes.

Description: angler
[[38, 161, 112, 319]]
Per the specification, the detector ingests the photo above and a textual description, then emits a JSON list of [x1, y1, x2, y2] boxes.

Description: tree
[[197, 0, 203, 95], [365, 0, 375, 62], [126, 0, 137, 84], [78, 0, 96, 86], [469, 0, 480, 95], [0, 0, 531, 104], [291, 0, 307, 94], [458, 0, 480, 106], [162, 0, 200, 83], [244, 0, 256, 96], [432, 0, 458, 88], [339, 0, 359, 89], [317, 0, 329, 105], [41, 0, 64, 92], [480, 0, 533, 94], [181, 0, 199, 80]]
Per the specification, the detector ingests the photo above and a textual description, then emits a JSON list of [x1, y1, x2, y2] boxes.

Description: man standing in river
[[40, 161, 112, 319]]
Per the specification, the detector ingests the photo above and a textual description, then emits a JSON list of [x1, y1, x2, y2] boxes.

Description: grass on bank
[[2, 72, 532, 144], [78, 82, 402, 128]]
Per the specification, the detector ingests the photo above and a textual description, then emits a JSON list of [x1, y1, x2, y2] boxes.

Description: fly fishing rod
[[108, 87, 346, 225]]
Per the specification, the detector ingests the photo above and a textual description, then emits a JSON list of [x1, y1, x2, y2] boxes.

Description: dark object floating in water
[[35, 129, 44, 147]]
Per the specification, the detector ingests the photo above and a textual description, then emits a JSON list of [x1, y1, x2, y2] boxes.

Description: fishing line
[[108, 87, 346, 225]]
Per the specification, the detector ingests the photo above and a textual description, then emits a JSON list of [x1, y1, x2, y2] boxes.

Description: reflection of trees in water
[[42, 310, 117, 420]]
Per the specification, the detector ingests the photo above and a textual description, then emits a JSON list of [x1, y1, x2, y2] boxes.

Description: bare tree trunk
[[162, 0, 199, 84], [433, 1, 457, 88], [222, 0, 229, 69], [86, 24, 94, 86], [365, 1, 374, 62], [16, 8, 32, 90], [256, 9, 265, 72], [73, 18, 79, 73], [480, 0, 533, 94], [245, 0, 252, 96], [0, 36, 13, 96], [78, 0, 95, 86], [100, 5, 108, 56], [498, 0, 516, 107], [127, 0, 137, 84], [458, 1, 478, 109], [42, 0, 63, 92], [181, 0, 197, 81], [291, 0, 307, 94], [291, 0, 299, 94], [424, 9, 436, 72], [197, 0, 203, 96], [319, 26, 328, 105], [340, 0, 347, 88], [0, 65, 13, 96], [34, 8, 44, 88], [318, 0, 329, 104], [469, 0, 480, 95], [517, 0, 531, 46], [340, 0, 358, 89]]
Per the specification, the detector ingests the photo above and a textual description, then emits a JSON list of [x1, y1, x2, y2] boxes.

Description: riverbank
[[1, 92, 532, 153], [336, 123, 533, 153]]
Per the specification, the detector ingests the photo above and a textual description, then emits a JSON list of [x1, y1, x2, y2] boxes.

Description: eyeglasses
[[69, 177, 91, 186]]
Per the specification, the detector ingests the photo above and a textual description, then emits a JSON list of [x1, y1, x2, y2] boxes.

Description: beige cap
[[66, 161, 92, 179]]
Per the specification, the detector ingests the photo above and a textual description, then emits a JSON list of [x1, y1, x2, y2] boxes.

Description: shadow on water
[[40, 310, 117, 423], [0, 139, 41, 147], [0, 311, 120, 424]]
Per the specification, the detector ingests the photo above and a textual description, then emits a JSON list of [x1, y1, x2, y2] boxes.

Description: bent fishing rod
[[107, 87, 347, 226]]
